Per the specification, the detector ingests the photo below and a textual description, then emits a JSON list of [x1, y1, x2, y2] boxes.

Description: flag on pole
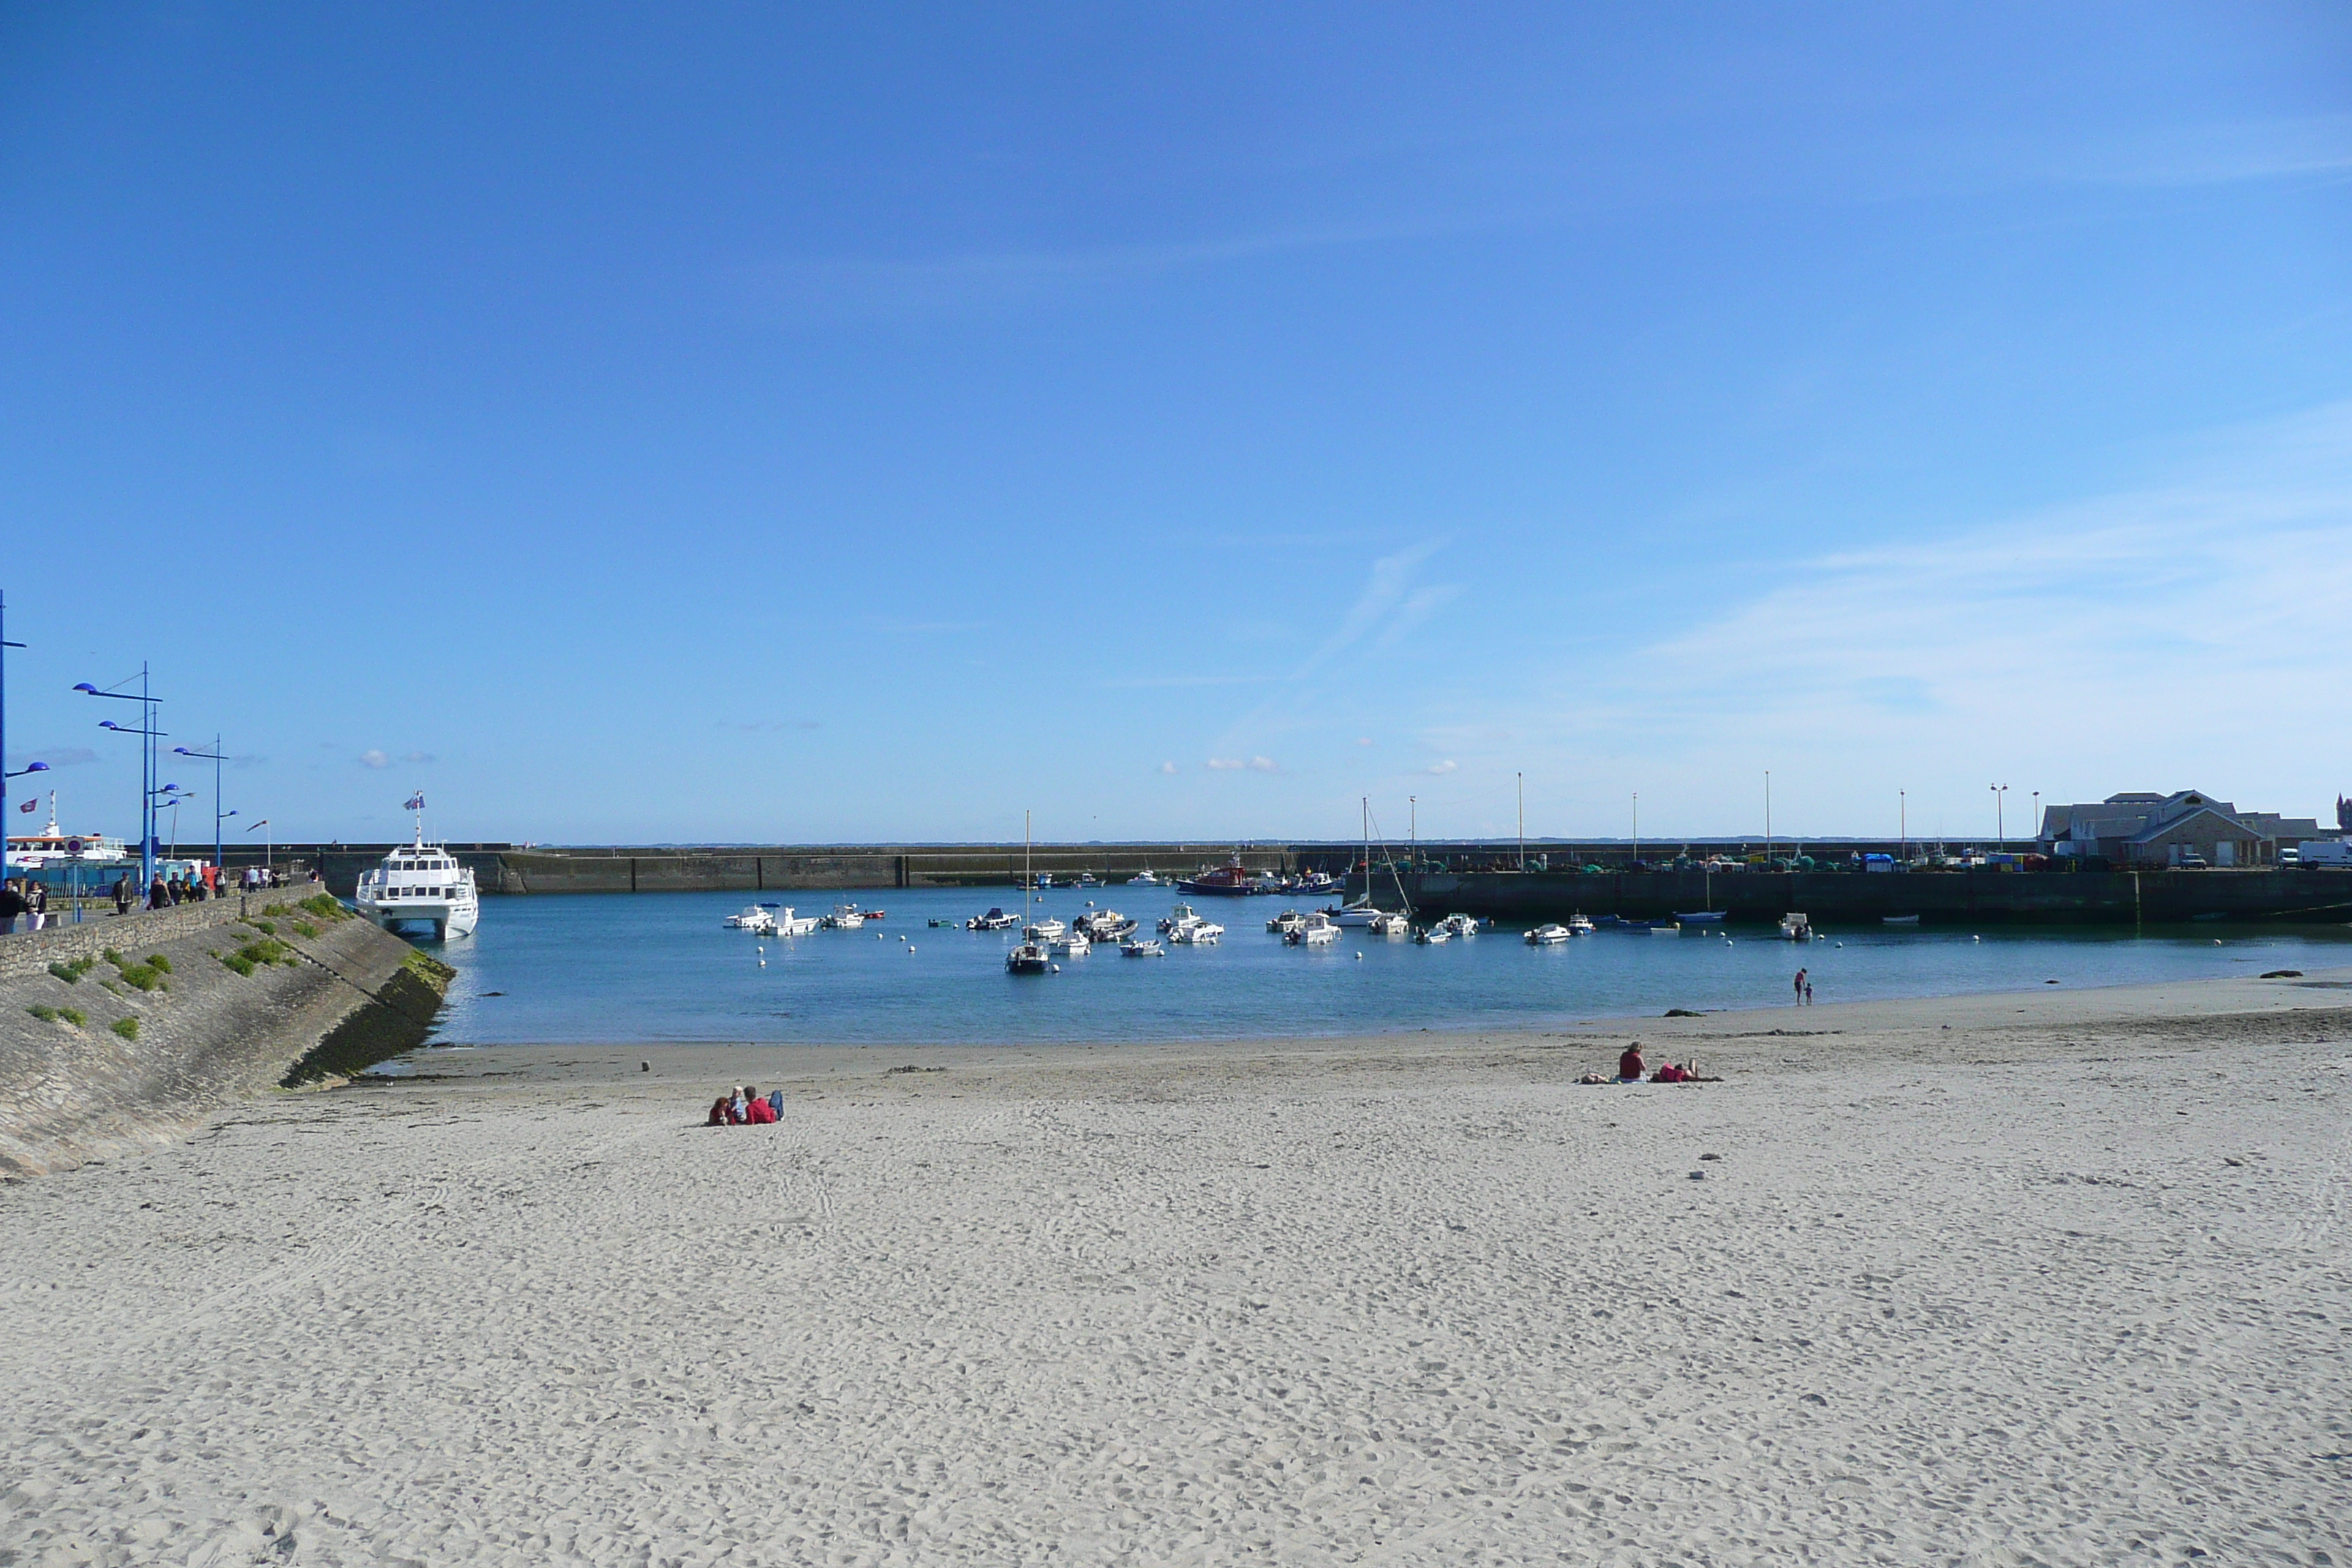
[[404, 793, 426, 811], [15, 798, 33, 813]]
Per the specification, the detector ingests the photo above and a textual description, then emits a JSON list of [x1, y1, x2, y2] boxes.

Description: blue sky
[[4, 4, 2349, 847]]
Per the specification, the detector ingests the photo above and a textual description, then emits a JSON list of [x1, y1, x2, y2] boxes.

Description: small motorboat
[[1414, 924, 1452, 944], [1168, 918, 1224, 945], [1675, 910, 1726, 924], [1286, 911, 1340, 946], [1266, 909, 1308, 935], [725, 905, 776, 934], [1158, 902, 1202, 935], [1128, 870, 1165, 886], [823, 904, 866, 930], [1436, 913, 1482, 938], [927, 917, 959, 928], [967, 907, 1020, 931], [1006, 941, 1052, 974], [858, 908, 886, 921], [1048, 932, 1092, 957], [1648, 921, 1683, 935], [1293, 871, 1343, 897], [1074, 872, 1101, 888], [1882, 914, 1921, 927], [1025, 917, 1068, 941], [1567, 913, 1597, 935], [1526, 923, 1572, 946], [1120, 938, 1165, 957], [1779, 913, 1814, 941], [774, 907, 821, 937]]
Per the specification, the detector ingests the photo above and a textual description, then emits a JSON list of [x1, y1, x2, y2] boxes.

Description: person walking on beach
[[1793, 966, 1808, 1005]]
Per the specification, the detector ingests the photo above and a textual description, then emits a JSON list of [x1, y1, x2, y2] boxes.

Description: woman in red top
[[1617, 1044, 1646, 1082]]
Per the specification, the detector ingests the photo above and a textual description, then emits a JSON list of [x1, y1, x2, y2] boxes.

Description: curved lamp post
[[173, 739, 231, 876], [80, 668, 163, 891]]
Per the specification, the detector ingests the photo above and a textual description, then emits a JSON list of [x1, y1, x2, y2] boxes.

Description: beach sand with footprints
[[4, 970, 2348, 1564]]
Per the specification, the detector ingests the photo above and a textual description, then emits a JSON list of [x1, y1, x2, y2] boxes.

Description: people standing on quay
[[0, 878, 26, 936], [147, 874, 169, 911], [27, 881, 47, 930]]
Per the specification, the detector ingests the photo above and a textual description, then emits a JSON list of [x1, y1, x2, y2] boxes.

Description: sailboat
[[1006, 811, 1052, 974], [1675, 865, 1726, 924], [1326, 798, 1410, 927]]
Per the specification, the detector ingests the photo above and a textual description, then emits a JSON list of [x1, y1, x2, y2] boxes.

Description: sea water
[[413, 886, 2352, 1047]]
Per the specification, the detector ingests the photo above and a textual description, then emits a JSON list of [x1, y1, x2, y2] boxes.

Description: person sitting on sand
[[707, 1096, 733, 1126], [1617, 1044, 1646, 1082], [729, 1086, 749, 1123], [745, 1086, 777, 1125]]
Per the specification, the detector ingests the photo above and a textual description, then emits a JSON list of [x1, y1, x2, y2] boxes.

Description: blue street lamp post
[[173, 738, 232, 875], [78, 666, 163, 894], [1, 587, 30, 879]]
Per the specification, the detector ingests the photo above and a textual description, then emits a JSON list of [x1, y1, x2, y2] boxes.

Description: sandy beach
[[4, 970, 2348, 1566]]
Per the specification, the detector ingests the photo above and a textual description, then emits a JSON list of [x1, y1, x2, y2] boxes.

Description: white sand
[[4, 972, 2349, 1565]]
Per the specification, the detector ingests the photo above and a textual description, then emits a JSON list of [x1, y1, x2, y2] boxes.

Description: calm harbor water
[[411, 886, 2352, 1047]]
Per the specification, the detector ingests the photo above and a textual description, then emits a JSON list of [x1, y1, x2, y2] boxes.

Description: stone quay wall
[[0, 894, 451, 1177]]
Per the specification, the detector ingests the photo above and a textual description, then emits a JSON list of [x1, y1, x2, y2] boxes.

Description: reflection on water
[[415, 887, 2352, 1047]]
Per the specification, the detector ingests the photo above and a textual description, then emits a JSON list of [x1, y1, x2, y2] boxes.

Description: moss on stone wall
[[279, 947, 457, 1087]]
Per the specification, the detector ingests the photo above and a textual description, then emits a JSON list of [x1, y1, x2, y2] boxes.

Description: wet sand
[[3, 970, 2348, 1564]]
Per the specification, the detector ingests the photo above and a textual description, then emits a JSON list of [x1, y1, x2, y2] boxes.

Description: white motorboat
[[1266, 909, 1307, 935], [1436, 913, 1482, 938], [1127, 870, 1165, 886], [1367, 911, 1411, 937], [1168, 917, 1224, 945], [1285, 911, 1339, 946], [774, 907, 820, 937], [1293, 871, 1343, 897], [1567, 912, 1597, 935], [1025, 916, 1068, 941], [1414, 924, 1451, 944], [1526, 923, 1573, 946], [1077, 910, 1136, 941], [968, 906, 1020, 931], [1779, 912, 1814, 941], [823, 904, 867, 930], [1048, 931, 1092, 957], [1120, 938, 1165, 957], [1648, 921, 1683, 935], [354, 802, 480, 940], [1075, 872, 1101, 888], [1158, 901, 1202, 935], [725, 905, 776, 933]]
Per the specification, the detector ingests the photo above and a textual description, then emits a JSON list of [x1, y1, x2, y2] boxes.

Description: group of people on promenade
[[0, 878, 49, 934], [0, 863, 310, 932], [709, 1085, 783, 1125]]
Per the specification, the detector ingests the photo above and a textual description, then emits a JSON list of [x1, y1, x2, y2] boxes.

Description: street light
[[174, 738, 232, 877], [1517, 772, 1526, 872], [77, 667, 163, 891], [1990, 783, 2008, 853], [246, 817, 272, 875]]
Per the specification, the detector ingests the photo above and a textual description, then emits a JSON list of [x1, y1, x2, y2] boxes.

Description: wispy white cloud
[[1427, 759, 1459, 775], [1158, 761, 1179, 775], [2052, 113, 2352, 189], [358, 749, 390, 769]]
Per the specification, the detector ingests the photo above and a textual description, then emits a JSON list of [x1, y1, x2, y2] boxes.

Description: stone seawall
[[0, 894, 451, 1177]]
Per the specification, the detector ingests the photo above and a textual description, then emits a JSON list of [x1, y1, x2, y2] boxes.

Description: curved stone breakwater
[[0, 893, 451, 1177]]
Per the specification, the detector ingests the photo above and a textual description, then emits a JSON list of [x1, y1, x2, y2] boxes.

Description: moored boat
[[1266, 909, 1307, 935], [354, 802, 480, 940], [1120, 938, 1165, 957], [967, 907, 1020, 931], [1286, 911, 1339, 946], [1177, 856, 1259, 896], [1006, 941, 1052, 973], [1526, 922, 1572, 946]]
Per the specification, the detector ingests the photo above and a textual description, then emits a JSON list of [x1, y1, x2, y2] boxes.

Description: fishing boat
[[1567, 912, 1597, 935], [1158, 901, 1202, 934], [725, 905, 776, 932], [1286, 911, 1340, 946], [1120, 938, 1165, 957], [1266, 909, 1308, 935], [823, 904, 867, 930], [772, 908, 818, 936], [1526, 923, 1574, 946], [1177, 856, 1259, 896], [1293, 870, 1343, 897]]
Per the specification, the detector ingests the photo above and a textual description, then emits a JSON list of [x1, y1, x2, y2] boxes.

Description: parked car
[[2175, 855, 2210, 870]]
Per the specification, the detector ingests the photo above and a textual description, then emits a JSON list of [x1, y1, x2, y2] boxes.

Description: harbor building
[[2037, 791, 2322, 868]]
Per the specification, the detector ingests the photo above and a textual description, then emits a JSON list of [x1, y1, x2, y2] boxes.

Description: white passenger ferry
[[355, 797, 479, 939]]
